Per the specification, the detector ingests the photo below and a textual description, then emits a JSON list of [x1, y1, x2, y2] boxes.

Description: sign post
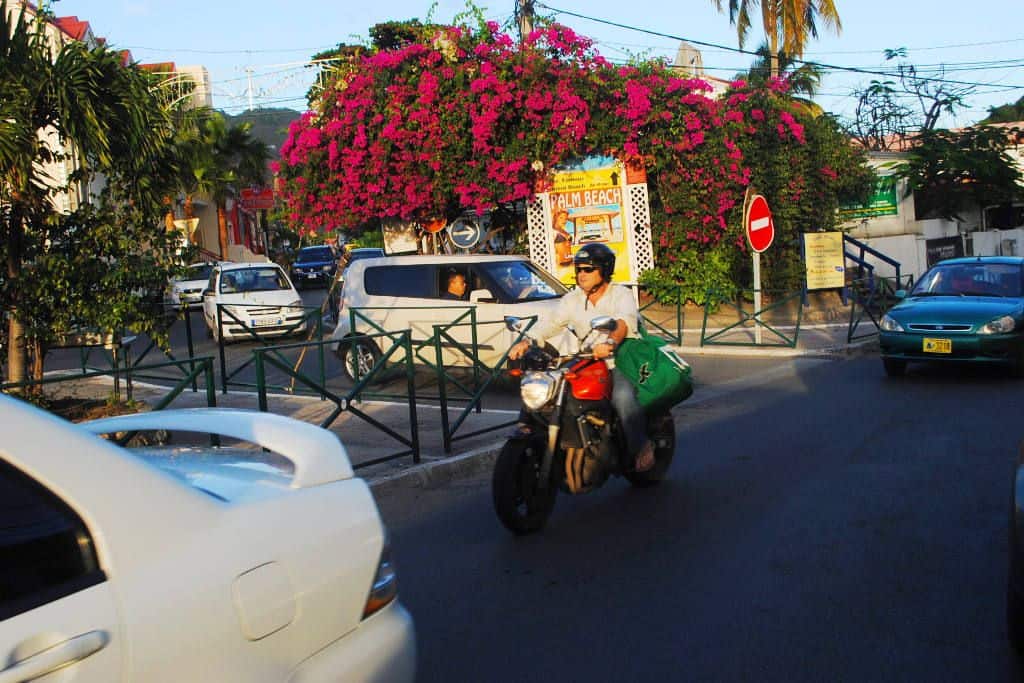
[[743, 192, 775, 344]]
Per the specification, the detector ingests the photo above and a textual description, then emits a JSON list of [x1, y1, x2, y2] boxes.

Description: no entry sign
[[745, 194, 775, 253]]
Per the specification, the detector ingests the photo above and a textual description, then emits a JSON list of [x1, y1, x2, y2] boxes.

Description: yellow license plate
[[923, 338, 951, 354]]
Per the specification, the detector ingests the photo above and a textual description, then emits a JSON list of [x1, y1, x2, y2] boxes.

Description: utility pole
[[246, 66, 255, 113], [516, 0, 535, 44]]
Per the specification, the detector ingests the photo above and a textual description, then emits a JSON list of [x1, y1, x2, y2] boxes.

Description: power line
[[536, 3, 1024, 91]]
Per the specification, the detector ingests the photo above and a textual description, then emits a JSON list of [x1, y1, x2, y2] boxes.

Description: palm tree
[[712, 0, 842, 77], [737, 42, 826, 116], [194, 113, 268, 259], [0, 1, 167, 385]]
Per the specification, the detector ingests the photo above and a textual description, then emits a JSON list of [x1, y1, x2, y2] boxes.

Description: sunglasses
[[574, 266, 597, 274]]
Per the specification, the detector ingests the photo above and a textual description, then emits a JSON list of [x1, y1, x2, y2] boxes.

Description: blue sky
[[53, 0, 1023, 126]]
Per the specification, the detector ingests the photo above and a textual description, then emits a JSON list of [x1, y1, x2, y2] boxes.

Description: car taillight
[[362, 536, 398, 619]]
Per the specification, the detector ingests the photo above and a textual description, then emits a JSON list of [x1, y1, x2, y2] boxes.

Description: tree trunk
[[769, 28, 780, 79], [5, 204, 27, 389], [217, 203, 230, 259], [6, 315, 26, 391]]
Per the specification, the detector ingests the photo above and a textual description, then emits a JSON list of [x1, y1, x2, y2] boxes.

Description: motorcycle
[[493, 315, 677, 534]]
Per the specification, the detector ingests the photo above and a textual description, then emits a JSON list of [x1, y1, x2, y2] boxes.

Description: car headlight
[[322, 265, 332, 272], [363, 534, 399, 619], [979, 315, 1016, 335], [520, 372, 557, 411], [880, 314, 904, 332]]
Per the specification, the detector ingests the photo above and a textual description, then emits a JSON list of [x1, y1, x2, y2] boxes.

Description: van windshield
[[480, 261, 567, 303]]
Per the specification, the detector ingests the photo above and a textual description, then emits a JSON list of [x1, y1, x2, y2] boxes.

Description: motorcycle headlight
[[880, 314, 904, 332], [979, 315, 1016, 335], [520, 372, 556, 411]]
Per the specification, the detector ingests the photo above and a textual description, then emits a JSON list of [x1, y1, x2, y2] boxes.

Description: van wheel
[[340, 339, 381, 383]]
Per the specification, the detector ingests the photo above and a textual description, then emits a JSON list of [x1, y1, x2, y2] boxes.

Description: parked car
[[0, 396, 416, 682], [165, 262, 222, 310], [290, 245, 338, 289], [202, 262, 307, 342], [879, 256, 1024, 377], [331, 254, 570, 381]]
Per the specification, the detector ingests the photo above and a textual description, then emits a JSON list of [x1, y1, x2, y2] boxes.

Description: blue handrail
[[843, 233, 902, 285]]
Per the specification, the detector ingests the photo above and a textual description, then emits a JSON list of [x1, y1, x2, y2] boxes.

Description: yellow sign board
[[804, 232, 846, 290]]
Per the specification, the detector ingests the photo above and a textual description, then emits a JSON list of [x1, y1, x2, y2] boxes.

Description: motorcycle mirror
[[589, 316, 617, 332], [504, 315, 525, 332]]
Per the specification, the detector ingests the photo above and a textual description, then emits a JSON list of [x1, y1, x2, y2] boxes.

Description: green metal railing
[[636, 284, 684, 345], [215, 303, 324, 394], [700, 288, 803, 348], [253, 330, 420, 468], [847, 274, 914, 342], [1, 356, 218, 412], [433, 316, 536, 454]]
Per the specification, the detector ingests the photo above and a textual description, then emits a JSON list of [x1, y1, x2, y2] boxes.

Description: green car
[[879, 256, 1024, 377]]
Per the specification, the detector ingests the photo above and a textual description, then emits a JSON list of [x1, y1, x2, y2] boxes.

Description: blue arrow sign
[[448, 218, 481, 249]]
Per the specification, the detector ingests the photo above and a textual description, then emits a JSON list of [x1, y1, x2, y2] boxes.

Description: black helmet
[[573, 243, 615, 281]]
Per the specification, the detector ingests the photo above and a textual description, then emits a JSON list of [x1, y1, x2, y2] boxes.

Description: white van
[[331, 255, 569, 380]]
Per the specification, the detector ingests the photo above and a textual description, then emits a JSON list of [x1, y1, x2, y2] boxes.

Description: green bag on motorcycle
[[614, 331, 693, 412]]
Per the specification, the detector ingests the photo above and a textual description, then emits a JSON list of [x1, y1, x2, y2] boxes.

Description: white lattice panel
[[626, 183, 654, 282], [527, 194, 552, 273]]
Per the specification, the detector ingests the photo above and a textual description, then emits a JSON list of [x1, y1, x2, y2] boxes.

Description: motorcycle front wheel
[[492, 438, 557, 535]]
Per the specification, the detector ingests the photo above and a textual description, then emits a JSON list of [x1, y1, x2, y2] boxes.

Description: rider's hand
[[509, 339, 531, 360], [592, 342, 615, 360]]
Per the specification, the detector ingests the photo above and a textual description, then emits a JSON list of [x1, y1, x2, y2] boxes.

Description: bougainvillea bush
[[276, 20, 873, 302]]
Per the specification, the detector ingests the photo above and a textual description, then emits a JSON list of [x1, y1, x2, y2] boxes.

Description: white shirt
[[530, 284, 639, 364]]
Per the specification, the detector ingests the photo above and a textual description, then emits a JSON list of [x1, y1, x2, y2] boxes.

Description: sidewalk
[[45, 293, 878, 492]]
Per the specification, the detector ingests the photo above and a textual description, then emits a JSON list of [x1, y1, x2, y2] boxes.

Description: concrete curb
[[367, 442, 503, 493]]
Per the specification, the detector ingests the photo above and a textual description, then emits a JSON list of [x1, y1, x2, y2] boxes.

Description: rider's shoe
[[634, 441, 655, 472]]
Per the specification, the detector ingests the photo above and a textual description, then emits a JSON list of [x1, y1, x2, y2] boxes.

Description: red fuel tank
[[567, 359, 612, 401]]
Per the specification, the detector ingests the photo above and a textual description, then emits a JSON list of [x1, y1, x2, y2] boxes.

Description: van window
[[364, 265, 436, 298]]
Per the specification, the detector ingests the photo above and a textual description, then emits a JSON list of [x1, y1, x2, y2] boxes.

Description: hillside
[[223, 107, 302, 154]]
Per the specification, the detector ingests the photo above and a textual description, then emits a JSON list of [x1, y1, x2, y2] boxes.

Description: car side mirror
[[470, 288, 495, 303], [589, 315, 617, 332], [504, 315, 528, 332], [894, 289, 907, 299]]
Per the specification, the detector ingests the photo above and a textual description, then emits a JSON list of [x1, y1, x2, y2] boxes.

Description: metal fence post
[[405, 331, 420, 463], [217, 305, 228, 394], [255, 350, 268, 412]]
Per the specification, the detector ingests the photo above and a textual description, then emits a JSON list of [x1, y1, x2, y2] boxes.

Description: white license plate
[[251, 318, 282, 328], [306, 273, 317, 279]]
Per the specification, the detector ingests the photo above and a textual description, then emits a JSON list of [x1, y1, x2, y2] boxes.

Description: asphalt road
[[373, 355, 1023, 682]]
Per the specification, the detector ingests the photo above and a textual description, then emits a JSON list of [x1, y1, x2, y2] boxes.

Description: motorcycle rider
[[508, 243, 655, 472]]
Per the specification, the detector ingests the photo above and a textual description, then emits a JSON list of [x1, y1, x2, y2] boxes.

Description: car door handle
[[0, 630, 109, 683]]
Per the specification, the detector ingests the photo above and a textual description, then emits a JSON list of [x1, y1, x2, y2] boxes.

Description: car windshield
[[296, 247, 334, 263], [220, 268, 291, 293], [179, 264, 214, 282], [480, 261, 567, 302], [350, 249, 384, 261], [910, 262, 1022, 297]]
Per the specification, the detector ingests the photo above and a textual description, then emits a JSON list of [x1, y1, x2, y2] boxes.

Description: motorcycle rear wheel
[[493, 438, 557, 535], [625, 411, 676, 487]]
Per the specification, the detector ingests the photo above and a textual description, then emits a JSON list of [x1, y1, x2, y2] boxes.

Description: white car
[[165, 262, 221, 310], [0, 396, 416, 682], [202, 262, 307, 341], [330, 254, 570, 381]]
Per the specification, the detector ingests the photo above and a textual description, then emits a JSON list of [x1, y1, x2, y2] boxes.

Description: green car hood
[[891, 296, 1024, 324]]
